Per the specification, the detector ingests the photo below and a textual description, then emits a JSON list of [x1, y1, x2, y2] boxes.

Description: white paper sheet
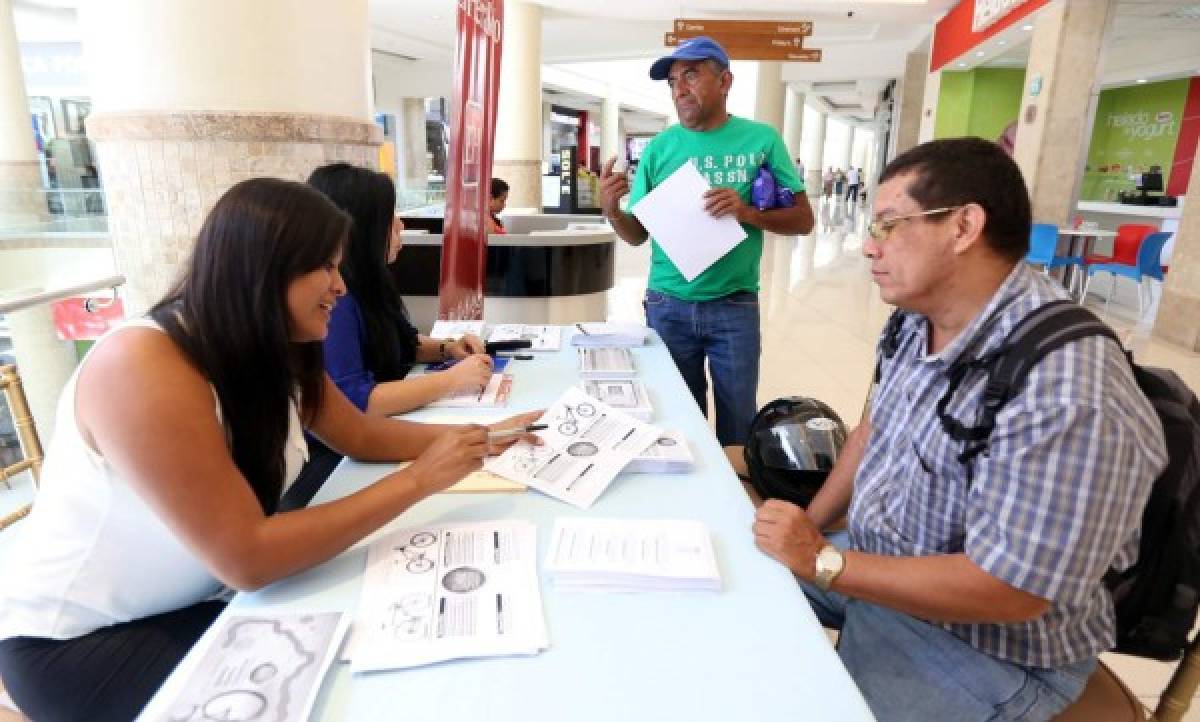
[[351, 520, 548, 672], [546, 518, 721, 592], [429, 320, 486, 340], [154, 611, 348, 722], [631, 161, 748, 282], [485, 387, 662, 508], [487, 324, 562, 351], [424, 373, 512, 408], [578, 379, 653, 421]]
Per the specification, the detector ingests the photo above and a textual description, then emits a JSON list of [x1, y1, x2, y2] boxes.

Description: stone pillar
[[895, 49, 928, 155], [1012, 0, 1114, 226], [782, 88, 805, 164], [601, 89, 621, 165], [396, 97, 429, 196], [78, 0, 379, 314], [0, 0, 46, 228], [753, 62, 786, 132], [493, 0, 542, 211], [805, 109, 827, 193], [840, 125, 855, 172], [7, 303, 77, 443], [1153, 154, 1200, 350], [918, 69, 941, 143]]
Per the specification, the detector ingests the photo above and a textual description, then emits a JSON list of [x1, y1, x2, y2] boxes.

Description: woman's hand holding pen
[[448, 333, 487, 358], [486, 411, 545, 454], [444, 354, 493, 393]]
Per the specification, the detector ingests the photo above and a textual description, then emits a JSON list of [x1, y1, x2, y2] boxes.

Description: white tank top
[[0, 320, 308, 641]]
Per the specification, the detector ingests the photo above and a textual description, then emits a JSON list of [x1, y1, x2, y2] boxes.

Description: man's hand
[[703, 187, 748, 222], [598, 156, 630, 218], [753, 499, 827, 581]]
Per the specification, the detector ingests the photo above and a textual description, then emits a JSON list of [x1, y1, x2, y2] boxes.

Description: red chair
[[1083, 223, 1156, 266]]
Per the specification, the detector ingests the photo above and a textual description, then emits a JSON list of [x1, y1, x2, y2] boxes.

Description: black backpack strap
[[937, 300, 1121, 466], [873, 308, 909, 385]]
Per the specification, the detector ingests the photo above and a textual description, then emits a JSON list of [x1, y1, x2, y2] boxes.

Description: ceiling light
[[1022, 23, 1034, 30], [997, 39, 1007, 46], [958, 62, 968, 68], [1136, 78, 1148, 83], [976, 50, 986, 57]]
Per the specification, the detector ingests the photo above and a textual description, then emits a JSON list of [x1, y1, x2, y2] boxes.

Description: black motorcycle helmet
[[744, 397, 848, 507]]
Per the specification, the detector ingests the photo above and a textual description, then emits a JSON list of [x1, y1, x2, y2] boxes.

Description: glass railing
[[0, 188, 109, 235], [396, 187, 446, 216]]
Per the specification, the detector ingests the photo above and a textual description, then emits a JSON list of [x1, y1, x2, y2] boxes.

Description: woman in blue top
[[307, 164, 493, 415]]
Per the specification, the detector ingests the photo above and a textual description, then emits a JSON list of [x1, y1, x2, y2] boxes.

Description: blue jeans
[[805, 532, 1094, 722], [643, 289, 761, 446]]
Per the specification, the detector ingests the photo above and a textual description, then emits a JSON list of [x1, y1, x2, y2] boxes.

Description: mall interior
[[2, 0, 1200, 720]]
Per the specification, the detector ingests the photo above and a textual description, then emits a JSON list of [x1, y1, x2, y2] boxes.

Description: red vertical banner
[[1167, 76, 1200, 197], [440, 0, 504, 320]]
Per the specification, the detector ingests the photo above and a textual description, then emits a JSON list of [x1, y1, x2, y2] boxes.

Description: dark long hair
[[306, 163, 415, 380], [150, 178, 350, 513]]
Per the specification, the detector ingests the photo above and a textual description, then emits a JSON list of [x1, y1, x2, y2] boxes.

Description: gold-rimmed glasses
[[867, 206, 963, 242]]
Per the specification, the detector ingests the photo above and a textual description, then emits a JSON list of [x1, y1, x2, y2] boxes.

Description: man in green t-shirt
[[598, 36, 814, 446]]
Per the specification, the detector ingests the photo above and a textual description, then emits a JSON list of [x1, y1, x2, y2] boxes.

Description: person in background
[[845, 166, 860, 203], [597, 36, 814, 447], [752, 138, 1165, 721], [309, 163, 493, 421], [0, 178, 538, 722], [794, 156, 806, 183], [833, 168, 846, 200], [822, 167, 834, 200], [487, 177, 509, 234]]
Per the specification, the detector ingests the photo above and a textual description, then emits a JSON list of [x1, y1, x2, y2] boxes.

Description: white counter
[[1076, 201, 1183, 221]]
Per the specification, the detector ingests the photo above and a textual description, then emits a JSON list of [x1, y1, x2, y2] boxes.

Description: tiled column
[[754, 62, 786, 132], [1012, 0, 1115, 226], [77, 0, 378, 314], [494, 0, 543, 211], [397, 98, 430, 196], [895, 49, 929, 155], [0, 0, 46, 228], [601, 89, 622, 165], [1153, 155, 1200, 350]]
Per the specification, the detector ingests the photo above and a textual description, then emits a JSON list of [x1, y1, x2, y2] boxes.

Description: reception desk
[[390, 214, 616, 330]]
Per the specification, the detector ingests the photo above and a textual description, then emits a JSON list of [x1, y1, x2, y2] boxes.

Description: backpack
[[879, 299, 1200, 661]]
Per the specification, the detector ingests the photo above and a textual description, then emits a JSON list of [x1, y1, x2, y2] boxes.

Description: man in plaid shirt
[[753, 138, 1166, 721]]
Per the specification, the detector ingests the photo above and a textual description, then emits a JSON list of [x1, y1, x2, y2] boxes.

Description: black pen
[[576, 322, 591, 336], [487, 424, 548, 442]]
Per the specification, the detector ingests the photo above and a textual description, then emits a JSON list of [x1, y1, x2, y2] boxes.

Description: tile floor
[[1, 195, 1198, 718]]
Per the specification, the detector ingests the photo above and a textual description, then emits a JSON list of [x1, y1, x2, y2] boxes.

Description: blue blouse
[[323, 292, 418, 411]]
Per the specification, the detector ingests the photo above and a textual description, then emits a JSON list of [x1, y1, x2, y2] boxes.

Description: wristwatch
[[813, 544, 846, 591]]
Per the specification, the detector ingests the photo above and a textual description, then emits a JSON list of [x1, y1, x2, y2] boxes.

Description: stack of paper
[[484, 387, 662, 508], [571, 322, 650, 347], [546, 518, 721, 592], [578, 347, 636, 379], [351, 520, 549, 672], [625, 430, 694, 473], [425, 373, 512, 408], [579, 379, 653, 421], [488, 324, 562, 351], [430, 320, 486, 340]]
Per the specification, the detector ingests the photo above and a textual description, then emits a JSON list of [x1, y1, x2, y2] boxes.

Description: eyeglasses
[[867, 206, 962, 242]]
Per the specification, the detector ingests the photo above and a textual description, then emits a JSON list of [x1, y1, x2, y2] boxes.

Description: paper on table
[[424, 373, 512, 408], [546, 518, 721, 592], [485, 387, 662, 508], [351, 520, 548, 672], [391, 414, 524, 493], [157, 611, 348, 722], [429, 320, 486, 340], [631, 161, 747, 282]]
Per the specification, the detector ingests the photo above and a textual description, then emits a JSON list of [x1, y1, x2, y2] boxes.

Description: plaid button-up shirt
[[849, 264, 1166, 668]]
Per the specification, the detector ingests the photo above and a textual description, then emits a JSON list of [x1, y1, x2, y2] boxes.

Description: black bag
[[881, 300, 1200, 661]]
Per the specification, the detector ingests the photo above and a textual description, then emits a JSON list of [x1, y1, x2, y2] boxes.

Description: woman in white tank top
[[0, 178, 539, 722]]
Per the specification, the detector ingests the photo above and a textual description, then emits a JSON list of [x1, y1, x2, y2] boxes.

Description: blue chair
[[1025, 223, 1084, 293], [1082, 231, 1172, 319]]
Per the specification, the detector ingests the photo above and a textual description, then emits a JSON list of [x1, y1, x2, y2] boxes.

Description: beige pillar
[[1012, 0, 1114, 226], [78, 0, 379, 314], [0, 0, 46, 228], [600, 90, 622, 165], [804, 110, 826, 193], [494, 0, 542, 211], [1153, 156, 1200, 350], [396, 98, 429, 197], [917, 70, 941, 144], [753, 62, 786, 132], [782, 88, 805, 164], [895, 50, 928, 155]]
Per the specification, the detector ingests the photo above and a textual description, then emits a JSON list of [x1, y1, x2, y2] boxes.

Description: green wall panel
[[967, 68, 1025, 140], [935, 71, 974, 139]]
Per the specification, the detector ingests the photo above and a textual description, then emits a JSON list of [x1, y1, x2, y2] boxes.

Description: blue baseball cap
[[649, 36, 730, 81]]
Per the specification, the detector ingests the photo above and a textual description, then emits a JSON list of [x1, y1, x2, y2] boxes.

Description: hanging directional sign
[[673, 18, 813, 36], [722, 47, 822, 62], [665, 32, 807, 51]]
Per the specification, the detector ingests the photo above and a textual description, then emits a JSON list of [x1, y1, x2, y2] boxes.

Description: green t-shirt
[[628, 115, 803, 301]]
